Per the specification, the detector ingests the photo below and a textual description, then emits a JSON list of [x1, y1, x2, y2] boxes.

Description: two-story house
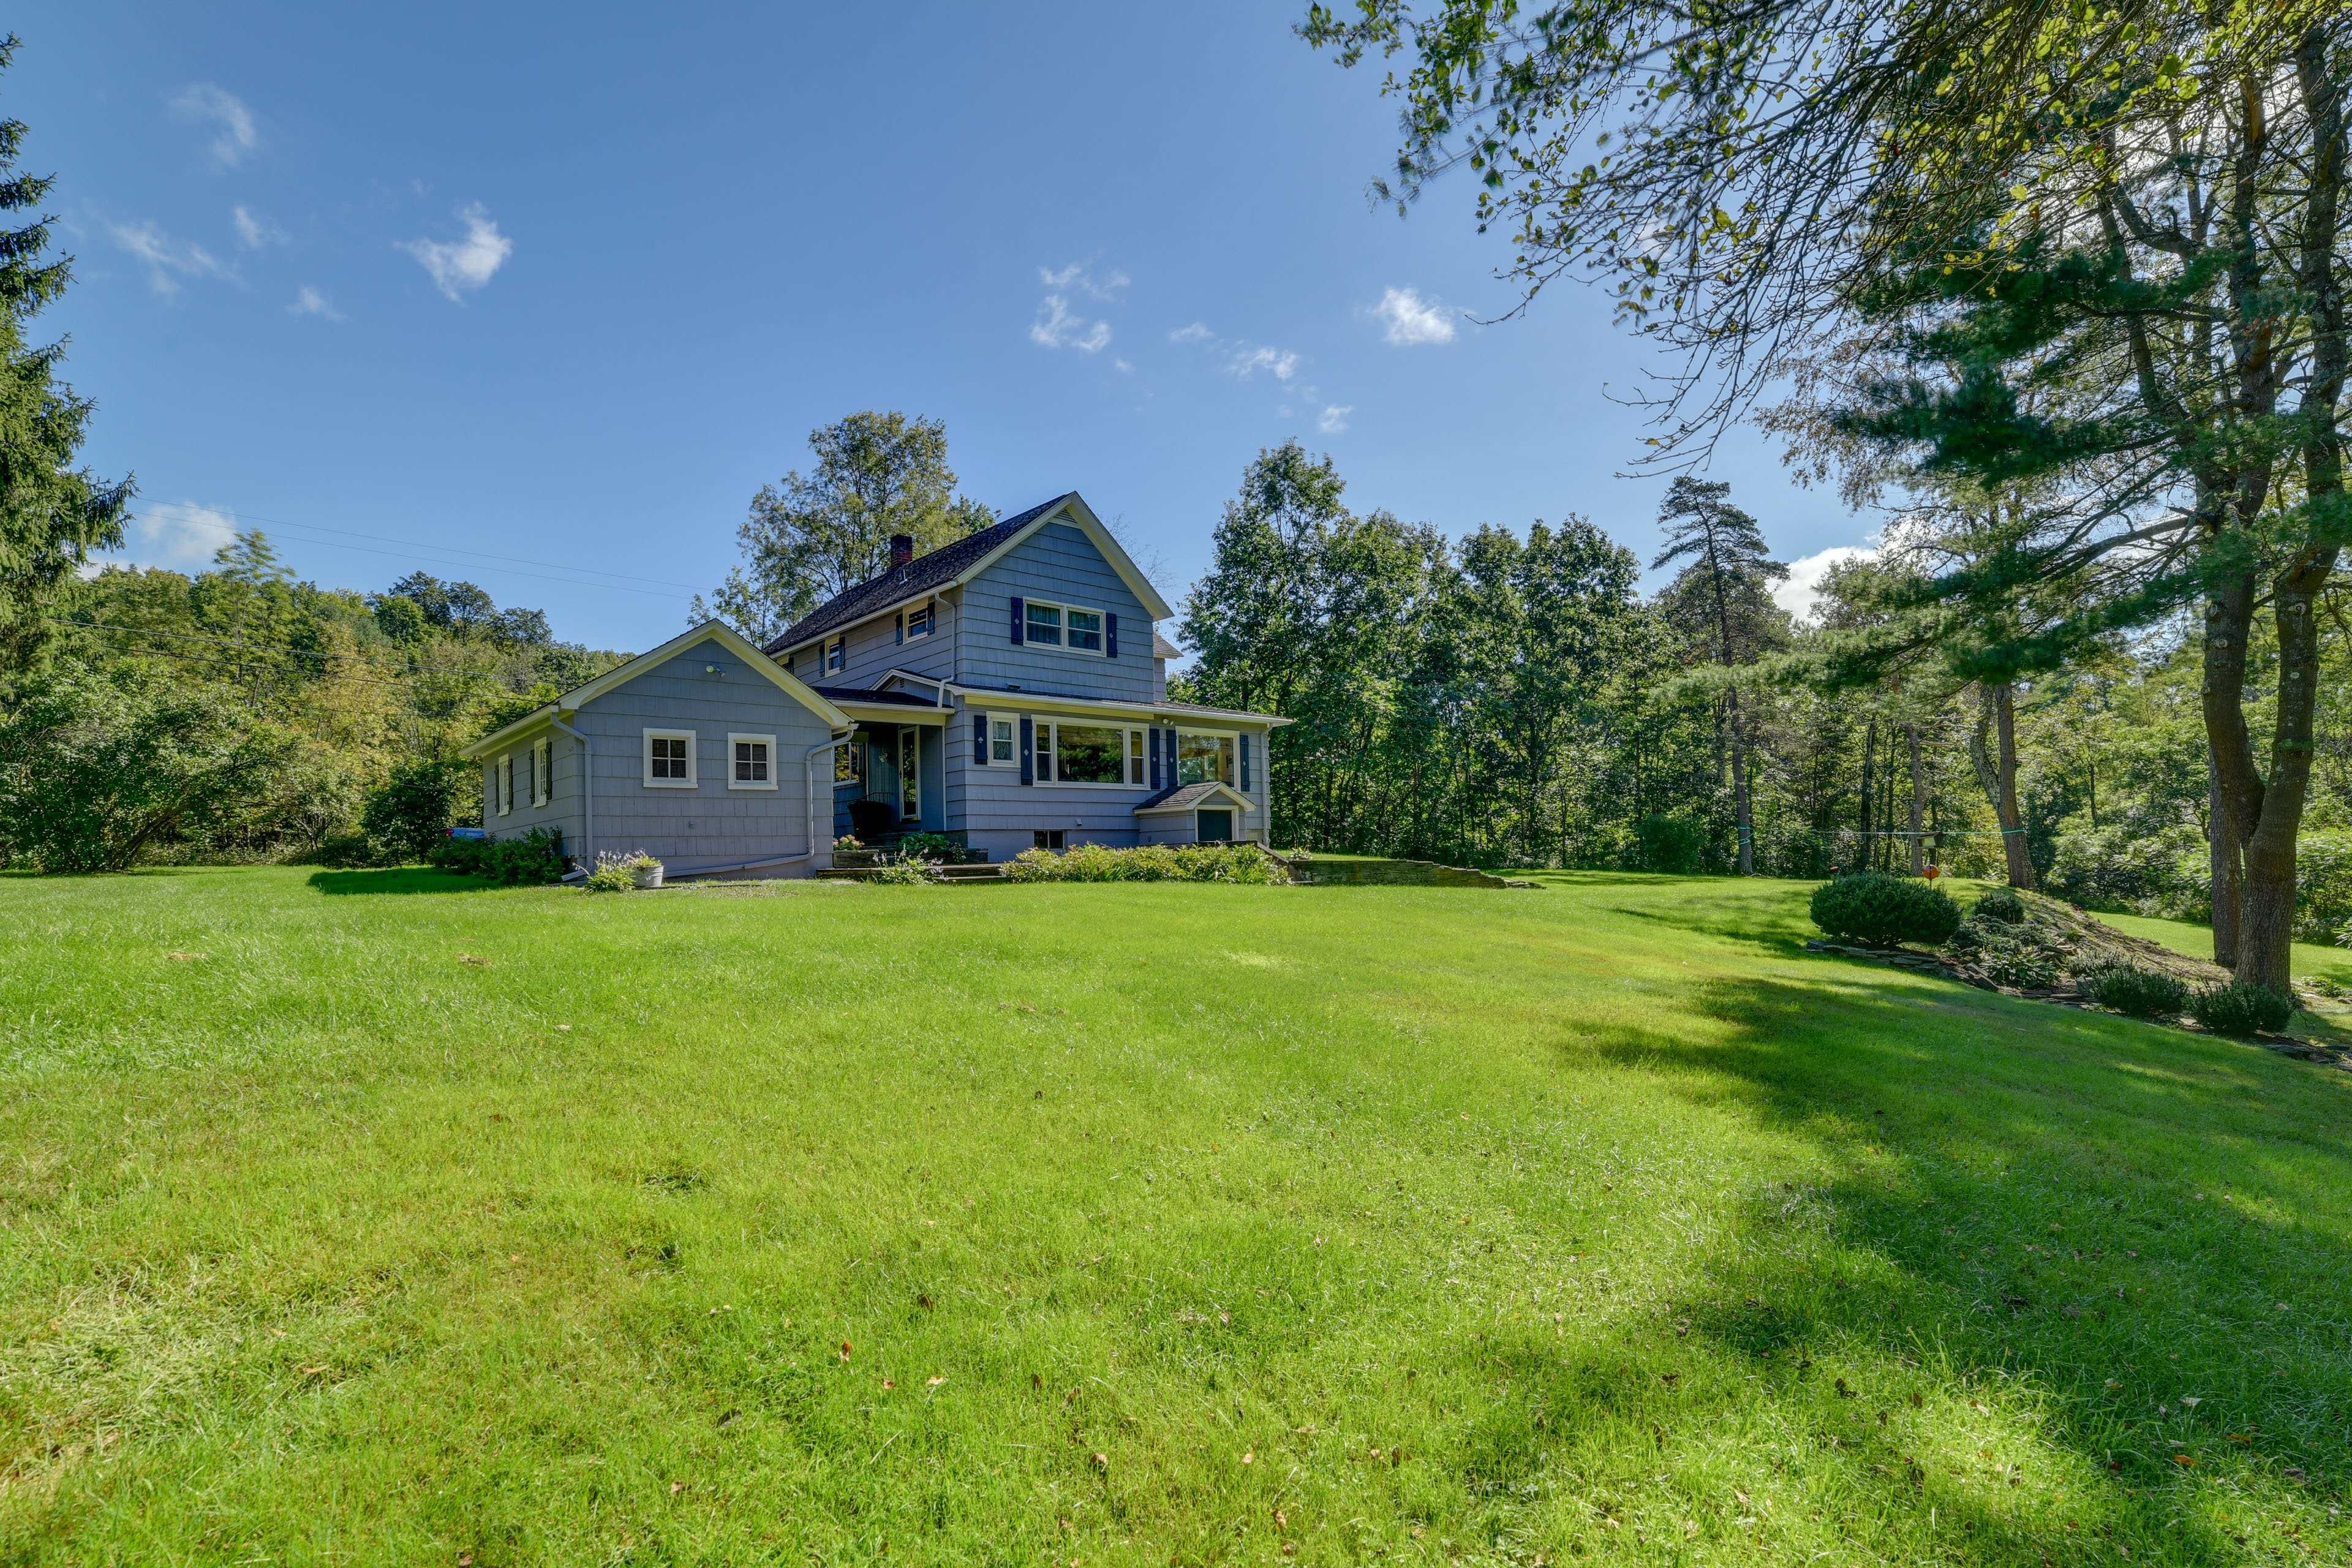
[[461, 492, 1287, 876]]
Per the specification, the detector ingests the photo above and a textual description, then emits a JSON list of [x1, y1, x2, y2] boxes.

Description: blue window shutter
[[1240, 733, 1251, 793], [972, 712, 986, 764], [1010, 596, 1025, 644], [1019, 715, 1033, 784], [1148, 729, 1161, 789], [895, 612, 904, 645], [1106, 612, 1118, 658]]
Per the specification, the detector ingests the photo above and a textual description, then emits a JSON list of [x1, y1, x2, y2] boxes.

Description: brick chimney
[[890, 533, 914, 570]]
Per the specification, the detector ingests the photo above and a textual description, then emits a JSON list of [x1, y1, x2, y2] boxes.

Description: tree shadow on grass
[[306, 868, 492, 895], [1542, 967, 2352, 1561]]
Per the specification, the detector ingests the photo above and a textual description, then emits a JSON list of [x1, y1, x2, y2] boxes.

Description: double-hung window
[[1022, 600, 1107, 657], [729, 733, 777, 790], [826, 636, 845, 672], [1128, 728, 1146, 785], [497, 755, 514, 816], [905, 601, 934, 639], [644, 729, 696, 788], [1024, 601, 1063, 646], [530, 738, 551, 807], [987, 713, 1017, 766]]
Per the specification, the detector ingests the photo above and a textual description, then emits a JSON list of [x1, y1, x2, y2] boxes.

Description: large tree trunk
[[1857, 716, 1876, 870], [1728, 685, 1755, 875], [2237, 554, 2338, 994], [2210, 761, 2242, 969], [1906, 723, 1928, 876], [1992, 684, 2035, 890]]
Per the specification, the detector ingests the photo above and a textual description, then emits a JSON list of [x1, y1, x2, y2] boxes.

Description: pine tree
[[0, 34, 133, 673], [1651, 478, 1785, 874]]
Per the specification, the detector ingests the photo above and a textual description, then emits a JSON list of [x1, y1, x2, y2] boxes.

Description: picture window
[[1177, 731, 1235, 786]]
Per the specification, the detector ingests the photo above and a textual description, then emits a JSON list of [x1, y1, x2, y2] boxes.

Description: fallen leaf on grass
[[670, 1479, 684, 1493], [839, 1341, 853, 1362], [299, 1365, 328, 1378], [167, 951, 200, 962], [1242, 1450, 1255, 1465], [2180, 1396, 2201, 1409], [1090, 1452, 1107, 1471], [881, 1379, 895, 1390], [456, 954, 489, 966], [927, 1374, 947, 1387]]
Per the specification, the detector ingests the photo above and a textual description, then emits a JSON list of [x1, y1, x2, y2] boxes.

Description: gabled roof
[[459, 622, 853, 758], [1151, 630, 1183, 660], [1134, 780, 1253, 815], [763, 491, 1175, 654]]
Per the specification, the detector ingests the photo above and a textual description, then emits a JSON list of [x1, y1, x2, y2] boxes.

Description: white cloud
[[109, 220, 232, 295], [1030, 263, 1125, 353], [1031, 292, 1111, 352], [1169, 322, 1212, 343], [401, 203, 513, 301], [118, 501, 240, 570], [232, 205, 285, 248], [1229, 345, 1300, 382], [1318, 405, 1353, 434], [1113, 358, 1133, 374], [168, 85, 258, 168], [290, 285, 342, 320], [1369, 286, 1457, 346], [1773, 545, 1877, 625]]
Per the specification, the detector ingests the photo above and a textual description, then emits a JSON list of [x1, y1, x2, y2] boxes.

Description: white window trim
[[825, 636, 846, 672], [1021, 598, 1108, 658], [727, 732, 779, 791], [905, 600, 935, 639], [643, 727, 698, 789], [984, 710, 1020, 767], [1037, 717, 1142, 790], [497, 755, 513, 816], [532, 737, 551, 807]]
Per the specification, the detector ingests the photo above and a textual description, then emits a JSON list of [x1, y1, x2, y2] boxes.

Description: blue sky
[[26, 1, 1870, 654]]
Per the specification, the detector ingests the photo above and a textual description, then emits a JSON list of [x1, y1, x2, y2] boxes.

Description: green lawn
[[5, 867, 2349, 1565]]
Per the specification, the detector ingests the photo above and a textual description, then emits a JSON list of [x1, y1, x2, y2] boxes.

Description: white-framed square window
[[497, 754, 513, 816], [906, 601, 935, 639], [728, 732, 778, 790], [643, 728, 697, 788], [826, 636, 845, 672], [986, 711, 1018, 766]]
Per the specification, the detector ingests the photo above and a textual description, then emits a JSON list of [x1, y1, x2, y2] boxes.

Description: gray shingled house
[[461, 492, 1289, 876]]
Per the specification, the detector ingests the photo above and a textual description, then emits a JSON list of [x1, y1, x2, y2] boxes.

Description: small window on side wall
[[1033, 829, 1066, 851], [497, 755, 514, 816], [826, 637, 845, 672], [644, 729, 696, 788], [728, 733, 777, 790], [989, 714, 1017, 765], [906, 602, 934, 639]]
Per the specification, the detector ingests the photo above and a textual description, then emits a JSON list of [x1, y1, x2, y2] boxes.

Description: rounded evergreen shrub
[[1809, 870, 1963, 946], [1974, 886, 2026, 925], [2084, 964, 2189, 1019], [2187, 979, 2295, 1038]]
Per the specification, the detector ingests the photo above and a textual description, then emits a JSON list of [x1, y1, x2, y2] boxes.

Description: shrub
[[292, 831, 383, 869], [2084, 964, 2190, 1019], [434, 827, 565, 885], [0, 660, 291, 872], [584, 849, 657, 892], [869, 855, 940, 885], [1982, 946, 2062, 989], [1973, 887, 2026, 925], [1001, 843, 1290, 884], [360, 758, 474, 861], [1629, 815, 1706, 874], [1809, 870, 1962, 946], [2187, 979, 2295, 1038], [895, 831, 959, 862]]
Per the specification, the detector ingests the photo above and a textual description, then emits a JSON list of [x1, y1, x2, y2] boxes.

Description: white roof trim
[[940, 682, 1292, 727], [461, 622, 853, 758]]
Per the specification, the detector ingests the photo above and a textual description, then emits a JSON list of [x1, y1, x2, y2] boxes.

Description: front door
[[1197, 808, 1234, 843]]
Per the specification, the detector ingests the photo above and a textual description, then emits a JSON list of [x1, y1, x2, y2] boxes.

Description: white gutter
[[551, 714, 592, 866]]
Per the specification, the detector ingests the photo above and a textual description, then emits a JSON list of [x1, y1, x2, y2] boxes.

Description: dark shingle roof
[[1135, 781, 1235, 812], [761, 494, 1074, 655]]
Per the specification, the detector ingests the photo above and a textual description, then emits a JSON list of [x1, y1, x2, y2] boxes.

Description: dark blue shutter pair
[[971, 712, 986, 764], [1019, 716, 1034, 784], [1009, 596, 1025, 644], [1106, 613, 1118, 658], [1240, 733, 1251, 793]]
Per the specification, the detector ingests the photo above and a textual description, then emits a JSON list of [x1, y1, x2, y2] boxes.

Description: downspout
[[805, 733, 851, 862], [665, 734, 850, 882], [551, 714, 592, 869]]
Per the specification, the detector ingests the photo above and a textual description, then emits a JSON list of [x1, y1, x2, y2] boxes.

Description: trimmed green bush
[[2085, 964, 2190, 1019], [360, 758, 474, 862], [1002, 843, 1290, 884], [1809, 870, 1962, 946], [2187, 979, 2294, 1038], [433, 828, 565, 885], [1974, 887, 2026, 925]]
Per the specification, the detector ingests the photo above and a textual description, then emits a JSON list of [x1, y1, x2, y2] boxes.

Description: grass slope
[[4, 866, 2349, 1566]]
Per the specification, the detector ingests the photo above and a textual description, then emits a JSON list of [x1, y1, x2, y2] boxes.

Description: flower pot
[[631, 862, 664, 889]]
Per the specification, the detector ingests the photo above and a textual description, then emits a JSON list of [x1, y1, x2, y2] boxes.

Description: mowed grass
[[4, 868, 2350, 1566]]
